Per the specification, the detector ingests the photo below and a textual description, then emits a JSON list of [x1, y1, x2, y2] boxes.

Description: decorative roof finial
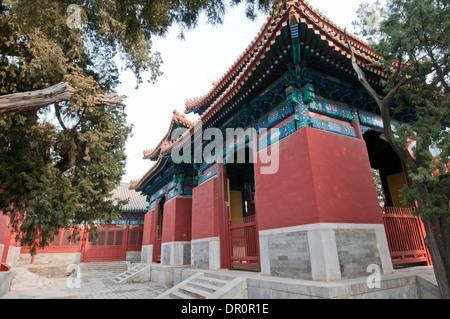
[[289, 5, 299, 25]]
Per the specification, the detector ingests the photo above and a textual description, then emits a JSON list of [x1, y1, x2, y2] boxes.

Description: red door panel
[[82, 227, 126, 263]]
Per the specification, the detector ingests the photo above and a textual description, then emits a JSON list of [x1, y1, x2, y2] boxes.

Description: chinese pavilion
[[0, 183, 147, 267], [132, 1, 425, 281]]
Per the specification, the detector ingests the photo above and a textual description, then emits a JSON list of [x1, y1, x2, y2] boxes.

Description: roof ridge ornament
[[289, 5, 299, 25], [284, 0, 296, 10]]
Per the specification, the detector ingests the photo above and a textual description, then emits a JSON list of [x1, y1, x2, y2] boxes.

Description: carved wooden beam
[[0, 82, 126, 114]]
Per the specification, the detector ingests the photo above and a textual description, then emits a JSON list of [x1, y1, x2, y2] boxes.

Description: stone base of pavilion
[[139, 263, 439, 299]]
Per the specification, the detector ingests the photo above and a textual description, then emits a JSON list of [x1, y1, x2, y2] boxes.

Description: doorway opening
[[155, 195, 166, 263], [226, 146, 260, 271], [227, 161, 256, 220], [364, 130, 408, 208], [363, 130, 430, 267]]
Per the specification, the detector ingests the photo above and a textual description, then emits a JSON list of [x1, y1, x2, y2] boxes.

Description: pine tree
[[351, 0, 449, 298]]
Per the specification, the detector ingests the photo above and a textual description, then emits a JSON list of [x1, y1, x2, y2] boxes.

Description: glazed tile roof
[[184, 1, 384, 115], [142, 110, 194, 161], [111, 183, 148, 212]]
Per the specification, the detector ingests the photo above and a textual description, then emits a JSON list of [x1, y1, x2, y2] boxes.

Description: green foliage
[[0, 1, 133, 253], [354, 0, 449, 218], [372, 168, 385, 206], [354, 0, 450, 296], [382, 0, 449, 219]]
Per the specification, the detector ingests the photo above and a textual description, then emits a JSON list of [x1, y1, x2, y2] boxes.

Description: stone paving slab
[[1, 269, 169, 299]]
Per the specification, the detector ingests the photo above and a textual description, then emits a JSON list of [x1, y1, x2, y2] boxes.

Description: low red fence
[[228, 215, 260, 271], [17, 226, 144, 264], [382, 206, 431, 266]]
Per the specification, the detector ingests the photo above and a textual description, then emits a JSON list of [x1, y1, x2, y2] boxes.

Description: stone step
[[204, 272, 236, 281], [179, 285, 211, 299], [79, 262, 128, 278], [85, 266, 127, 271], [195, 276, 229, 287], [83, 263, 127, 271], [111, 263, 150, 284], [188, 280, 220, 294], [169, 290, 195, 299], [83, 268, 126, 274], [156, 271, 247, 300]]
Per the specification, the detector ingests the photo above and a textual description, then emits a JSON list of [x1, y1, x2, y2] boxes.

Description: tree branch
[[344, 29, 414, 166], [54, 102, 68, 131], [0, 82, 127, 114], [94, 93, 127, 107], [344, 29, 382, 106], [0, 83, 76, 114]]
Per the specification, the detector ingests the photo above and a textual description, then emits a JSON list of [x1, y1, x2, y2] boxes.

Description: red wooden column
[[351, 118, 364, 140], [122, 225, 130, 261]]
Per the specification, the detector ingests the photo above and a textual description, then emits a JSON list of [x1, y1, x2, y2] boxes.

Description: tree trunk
[[0, 82, 126, 114], [421, 216, 450, 298]]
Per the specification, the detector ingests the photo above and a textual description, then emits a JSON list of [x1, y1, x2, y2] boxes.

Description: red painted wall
[[0, 213, 9, 245], [142, 210, 155, 246], [0, 213, 10, 263], [161, 197, 192, 243], [142, 210, 154, 246], [255, 127, 382, 232], [191, 177, 220, 240], [309, 128, 382, 224]]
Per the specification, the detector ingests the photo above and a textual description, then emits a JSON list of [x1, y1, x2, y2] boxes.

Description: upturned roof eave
[[142, 110, 194, 161]]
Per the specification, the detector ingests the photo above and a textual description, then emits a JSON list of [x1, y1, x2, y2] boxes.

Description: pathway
[[1, 267, 169, 299]]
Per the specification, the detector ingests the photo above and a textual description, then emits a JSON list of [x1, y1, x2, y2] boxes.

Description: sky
[[117, 0, 377, 183]]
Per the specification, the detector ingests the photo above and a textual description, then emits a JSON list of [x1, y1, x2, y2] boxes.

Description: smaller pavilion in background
[[0, 183, 148, 267]]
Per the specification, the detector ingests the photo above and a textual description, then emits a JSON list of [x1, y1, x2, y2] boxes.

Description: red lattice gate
[[382, 206, 431, 266], [228, 215, 260, 271]]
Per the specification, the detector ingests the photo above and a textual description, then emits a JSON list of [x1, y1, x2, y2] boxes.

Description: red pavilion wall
[[161, 196, 192, 243], [142, 210, 155, 246], [0, 213, 10, 263], [255, 126, 382, 232], [191, 177, 220, 240]]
